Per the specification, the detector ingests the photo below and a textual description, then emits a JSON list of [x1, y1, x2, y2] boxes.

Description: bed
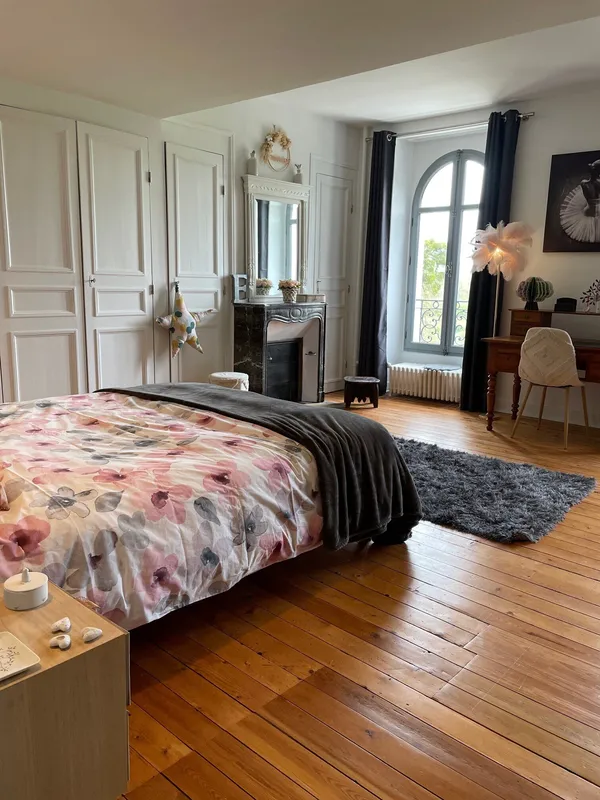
[[0, 384, 421, 630]]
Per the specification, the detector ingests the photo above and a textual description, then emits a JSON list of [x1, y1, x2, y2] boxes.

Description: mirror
[[256, 199, 299, 284], [243, 175, 310, 301]]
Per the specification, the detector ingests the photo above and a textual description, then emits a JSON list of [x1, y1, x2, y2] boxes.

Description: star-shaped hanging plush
[[156, 286, 215, 358]]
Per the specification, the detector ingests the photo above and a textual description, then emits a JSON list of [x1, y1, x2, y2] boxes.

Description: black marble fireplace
[[233, 302, 326, 402]]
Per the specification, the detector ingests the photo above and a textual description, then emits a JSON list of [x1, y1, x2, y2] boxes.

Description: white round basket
[[208, 371, 249, 391]]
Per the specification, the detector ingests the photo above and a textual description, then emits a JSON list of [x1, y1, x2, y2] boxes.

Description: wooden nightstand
[[0, 581, 129, 800]]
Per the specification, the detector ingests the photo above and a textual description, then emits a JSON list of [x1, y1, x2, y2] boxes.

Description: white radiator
[[389, 363, 462, 403]]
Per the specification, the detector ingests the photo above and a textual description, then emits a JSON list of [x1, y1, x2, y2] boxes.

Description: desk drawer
[[584, 360, 600, 383], [510, 310, 552, 336], [490, 347, 520, 373]]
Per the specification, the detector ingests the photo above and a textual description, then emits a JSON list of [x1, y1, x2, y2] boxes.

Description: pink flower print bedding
[[0, 393, 323, 628]]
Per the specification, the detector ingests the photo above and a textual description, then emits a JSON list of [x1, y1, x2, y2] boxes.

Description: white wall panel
[[11, 329, 79, 400], [310, 158, 356, 391], [166, 142, 229, 383], [95, 328, 149, 389], [78, 122, 154, 391], [0, 105, 86, 402]]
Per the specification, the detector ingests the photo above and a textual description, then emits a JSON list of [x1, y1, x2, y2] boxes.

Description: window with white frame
[[405, 149, 484, 355]]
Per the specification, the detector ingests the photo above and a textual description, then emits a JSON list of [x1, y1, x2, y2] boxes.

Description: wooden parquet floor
[[123, 395, 600, 800]]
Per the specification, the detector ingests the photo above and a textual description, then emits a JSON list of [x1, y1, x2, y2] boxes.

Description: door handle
[[88, 276, 96, 286]]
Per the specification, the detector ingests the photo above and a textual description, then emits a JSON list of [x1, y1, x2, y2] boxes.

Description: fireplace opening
[[266, 339, 301, 402]]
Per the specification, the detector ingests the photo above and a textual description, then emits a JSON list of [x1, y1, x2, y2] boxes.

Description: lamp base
[[524, 301, 539, 311]]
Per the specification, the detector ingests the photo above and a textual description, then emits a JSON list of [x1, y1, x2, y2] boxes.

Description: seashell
[[81, 626, 103, 643], [50, 634, 71, 651], [51, 617, 71, 633]]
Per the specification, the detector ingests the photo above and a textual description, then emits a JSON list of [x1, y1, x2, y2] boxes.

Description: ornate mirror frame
[[243, 174, 311, 302]]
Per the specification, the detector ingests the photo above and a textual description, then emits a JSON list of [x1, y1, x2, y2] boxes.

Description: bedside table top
[[0, 581, 126, 687]]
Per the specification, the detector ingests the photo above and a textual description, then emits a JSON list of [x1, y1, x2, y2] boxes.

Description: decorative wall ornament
[[156, 282, 215, 357], [544, 150, 600, 252], [580, 278, 600, 313], [516, 277, 554, 310], [260, 125, 292, 172]]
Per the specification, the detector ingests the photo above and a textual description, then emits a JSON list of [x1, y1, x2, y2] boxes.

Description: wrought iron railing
[[413, 299, 468, 348]]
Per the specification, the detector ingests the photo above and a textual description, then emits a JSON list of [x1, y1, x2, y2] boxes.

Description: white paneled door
[[0, 106, 87, 402], [311, 158, 356, 392], [165, 142, 227, 382], [77, 122, 154, 391]]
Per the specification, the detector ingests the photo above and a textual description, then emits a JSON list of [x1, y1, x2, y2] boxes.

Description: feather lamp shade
[[471, 221, 534, 281], [471, 220, 534, 336]]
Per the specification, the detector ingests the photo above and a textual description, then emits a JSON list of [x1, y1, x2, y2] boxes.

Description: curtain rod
[[364, 112, 534, 142]]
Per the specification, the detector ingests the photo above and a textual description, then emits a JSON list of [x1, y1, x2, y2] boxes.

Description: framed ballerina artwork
[[544, 149, 600, 252]]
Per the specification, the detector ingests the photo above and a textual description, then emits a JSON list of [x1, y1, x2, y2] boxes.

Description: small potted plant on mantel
[[279, 279, 302, 303], [255, 278, 272, 296]]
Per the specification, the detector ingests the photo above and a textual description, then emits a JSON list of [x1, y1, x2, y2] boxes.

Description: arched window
[[405, 149, 484, 355]]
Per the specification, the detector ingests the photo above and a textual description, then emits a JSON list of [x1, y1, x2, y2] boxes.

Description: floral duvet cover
[[0, 392, 323, 629]]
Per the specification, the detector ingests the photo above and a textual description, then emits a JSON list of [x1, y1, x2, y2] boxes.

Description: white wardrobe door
[[165, 142, 227, 382], [311, 159, 356, 392], [77, 122, 155, 391], [0, 105, 86, 402]]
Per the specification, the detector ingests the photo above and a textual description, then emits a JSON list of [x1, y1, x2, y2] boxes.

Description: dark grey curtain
[[460, 110, 521, 412], [358, 131, 396, 392]]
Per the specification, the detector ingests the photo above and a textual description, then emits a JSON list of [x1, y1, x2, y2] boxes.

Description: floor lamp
[[471, 221, 534, 332]]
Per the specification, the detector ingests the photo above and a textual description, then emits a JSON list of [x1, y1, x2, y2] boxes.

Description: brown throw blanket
[[104, 384, 422, 549]]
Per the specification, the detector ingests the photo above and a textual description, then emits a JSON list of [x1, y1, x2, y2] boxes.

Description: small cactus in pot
[[516, 276, 554, 310]]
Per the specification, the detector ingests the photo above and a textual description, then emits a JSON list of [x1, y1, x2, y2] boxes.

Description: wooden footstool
[[344, 376, 380, 408]]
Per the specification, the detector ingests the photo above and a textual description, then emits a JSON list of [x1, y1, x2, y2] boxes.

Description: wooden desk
[[0, 582, 129, 800], [484, 335, 600, 431]]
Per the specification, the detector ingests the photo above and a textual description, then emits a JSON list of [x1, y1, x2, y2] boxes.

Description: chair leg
[[564, 387, 570, 450], [537, 386, 547, 430], [511, 382, 533, 439], [581, 385, 590, 434]]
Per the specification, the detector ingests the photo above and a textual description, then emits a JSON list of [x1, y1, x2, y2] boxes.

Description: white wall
[[171, 97, 363, 282], [497, 86, 600, 427], [387, 88, 600, 427], [388, 129, 487, 365], [0, 76, 238, 383]]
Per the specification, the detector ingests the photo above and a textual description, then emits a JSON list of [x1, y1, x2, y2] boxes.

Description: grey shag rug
[[395, 437, 595, 543]]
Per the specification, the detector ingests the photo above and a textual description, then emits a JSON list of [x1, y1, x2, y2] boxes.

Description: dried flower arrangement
[[278, 279, 302, 303], [278, 280, 302, 290], [581, 279, 600, 312], [255, 278, 272, 296], [260, 126, 292, 171]]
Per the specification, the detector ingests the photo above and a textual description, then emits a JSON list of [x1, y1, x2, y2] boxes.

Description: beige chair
[[511, 327, 589, 449]]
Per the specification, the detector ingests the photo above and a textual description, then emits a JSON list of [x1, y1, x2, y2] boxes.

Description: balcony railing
[[412, 299, 468, 348]]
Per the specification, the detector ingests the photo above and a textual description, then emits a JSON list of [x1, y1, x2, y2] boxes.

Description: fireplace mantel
[[233, 301, 326, 402]]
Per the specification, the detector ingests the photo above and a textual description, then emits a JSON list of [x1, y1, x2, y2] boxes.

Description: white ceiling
[[264, 18, 600, 124], [0, 0, 598, 117]]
